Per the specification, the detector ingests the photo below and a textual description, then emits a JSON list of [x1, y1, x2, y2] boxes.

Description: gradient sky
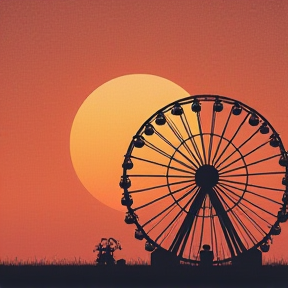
[[1, 0, 288, 263]]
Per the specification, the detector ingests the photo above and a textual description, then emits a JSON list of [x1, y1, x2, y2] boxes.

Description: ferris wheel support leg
[[169, 189, 206, 256]]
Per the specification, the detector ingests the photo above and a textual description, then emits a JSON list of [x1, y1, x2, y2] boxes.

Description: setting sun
[[70, 74, 190, 211]]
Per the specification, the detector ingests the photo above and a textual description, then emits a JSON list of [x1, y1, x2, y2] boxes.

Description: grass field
[[0, 256, 286, 266], [1, 259, 288, 288], [0, 257, 149, 266]]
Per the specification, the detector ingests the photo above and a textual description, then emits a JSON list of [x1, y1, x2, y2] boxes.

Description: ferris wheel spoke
[[144, 139, 174, 158], [217, 183, 272, 232], [213, 113, 250, 167], [211, 108, 233, 165], [129, 155, 196, 175], [217, 182, 277, 218], [220, 171, 285, 178], [209, 200, 214, 254], [230, 209, 257, 247], [209, 187, 246, 256], [216, 129, 259, 170], [155, 187, 201, 243], [217, 140, 270, 172], [129, 179, 195, 194], [169, 187, 206, 256], [218, 182, 282, 206], [208, 110, 217, 164], [188, 212, 200, 260], [141, 185, 198, 228], [159, 211, 181, 245], [144, 138, 196, 171], [153, 129, 199, 170], [219, 153, 282, 175], [169, 184, 199, 209], [213, 183, 242, 207], [180, 112, 203, 166], [219, 178, 284, 192], [214, 186, 258, 245], [133, 182, 197, 212], [196, 113, 207, 164], [211, 209, 235, 257], [211, 209, 219, 261], [166, 116, 202, 169], [155, 209, 185, 244], [146, 203, 178, 234], [166, 116, 195, 157], [128, 174, 195, 178], [221, 201, 253, 248]]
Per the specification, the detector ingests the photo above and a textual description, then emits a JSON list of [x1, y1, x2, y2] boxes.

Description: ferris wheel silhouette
[[120, 95, 288, 265]]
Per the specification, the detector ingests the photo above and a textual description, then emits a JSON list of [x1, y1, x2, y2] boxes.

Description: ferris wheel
[[120, 95, 288, 264]]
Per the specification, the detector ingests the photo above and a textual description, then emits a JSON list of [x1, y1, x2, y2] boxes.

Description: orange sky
[[1, 0, 288, 263]]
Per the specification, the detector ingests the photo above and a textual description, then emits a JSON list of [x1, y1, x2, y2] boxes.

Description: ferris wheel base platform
[[150, 247, 263, 268]]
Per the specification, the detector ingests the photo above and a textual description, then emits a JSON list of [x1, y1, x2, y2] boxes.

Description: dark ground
[[1, 264, 288, 288]]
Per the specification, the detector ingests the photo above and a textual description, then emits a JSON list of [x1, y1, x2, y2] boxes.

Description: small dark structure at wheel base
[[151, 247, 180, 266], [232, 248, 262, 267]]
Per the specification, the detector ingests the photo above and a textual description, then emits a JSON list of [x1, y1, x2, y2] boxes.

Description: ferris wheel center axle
[[195, 165, 219, 188]]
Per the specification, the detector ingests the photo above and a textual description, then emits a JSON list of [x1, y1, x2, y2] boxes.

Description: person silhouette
[[199, 244, 214, 267], [105, 243, 116, 265], [94, 238, 123, 265]]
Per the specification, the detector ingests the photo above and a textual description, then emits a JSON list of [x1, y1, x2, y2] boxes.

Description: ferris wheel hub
[[195, 165, 219, 188]]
